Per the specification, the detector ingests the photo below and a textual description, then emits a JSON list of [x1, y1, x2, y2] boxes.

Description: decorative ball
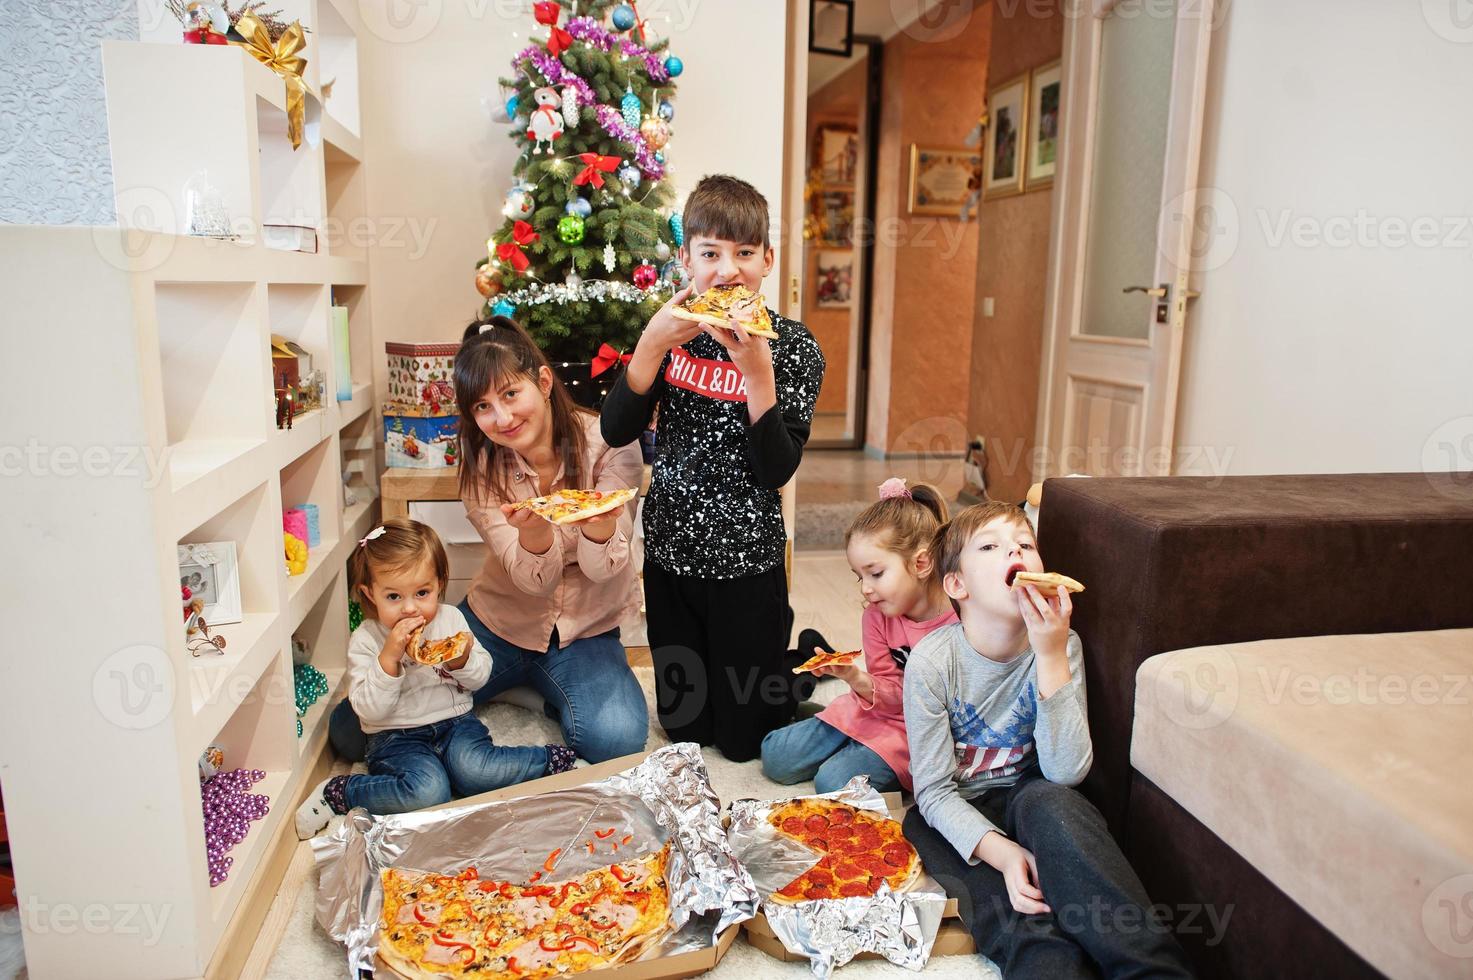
[[664, 55, 684, 78], [661, 259, 689, 290], [566, 269, 583, 288], [492, 299, 517, 318], [506, 94, 519, 118], [565, 196, 592, 218], [639, 117, 670, 150], [620, 87, 642, 131], [654, 150, 665, 165], [618, 163, 642, 189], [348, 598, 363, 631], [658, 99, 675, 122], [475, 267, 502, 298], [633, 262, 658, 290], [654, 240, 671, 261], [611, 3, 636, 31], [668, 212, 684, 246], [558, 214, 586, 245], [504, 185, 535, 219]]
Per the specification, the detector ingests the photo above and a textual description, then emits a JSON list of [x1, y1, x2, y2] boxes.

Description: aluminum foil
[[727, 776, 948, 977], [313, 743, 758, 976]]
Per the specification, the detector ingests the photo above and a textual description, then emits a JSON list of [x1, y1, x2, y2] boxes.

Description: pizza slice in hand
[[670, 283, 779, 340], [407, 628, 471, 666], [790, 649, 862, 674], [507, 488, 638, 526]]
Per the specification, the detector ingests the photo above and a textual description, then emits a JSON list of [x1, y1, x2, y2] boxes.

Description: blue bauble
[[491, 299, 516, 318], [506, 94, 519, 118], [565, 196, 592, 218], [664, 56, 684, 78], [618, 163, 642, 189], [668, 211, 684, 246], [657, 99, 674, 122], [654, 150, 665, 165], [620, 87, 641, 130], [611, 3, 636, 30]]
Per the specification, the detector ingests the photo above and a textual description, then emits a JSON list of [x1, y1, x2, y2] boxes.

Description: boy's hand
[[1018, 583, 1072, 662], [699, 319, 773, 380], [976, 832, 1050, 916], [636, 286, 701, 356]]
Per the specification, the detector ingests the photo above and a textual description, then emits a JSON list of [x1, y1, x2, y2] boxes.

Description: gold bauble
[[475, 267, 502, 298], [639, 117, 670, 150]]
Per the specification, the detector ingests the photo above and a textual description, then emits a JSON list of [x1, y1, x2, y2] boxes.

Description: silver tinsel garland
[[496, 277, 673, 308]]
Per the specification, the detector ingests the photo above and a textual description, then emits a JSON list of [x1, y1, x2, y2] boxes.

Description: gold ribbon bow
[[231, 11, 309, 149]]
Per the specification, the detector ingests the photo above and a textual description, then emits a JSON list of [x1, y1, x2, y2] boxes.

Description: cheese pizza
[[789, 649, 862, 675], [670, 284, 779, 340], [507, 488, 638, 526], [377, 844, 672, 979], [1010, 570, 1085, 596], [407, 628, 472, 667], [766, 799, 919, 904]]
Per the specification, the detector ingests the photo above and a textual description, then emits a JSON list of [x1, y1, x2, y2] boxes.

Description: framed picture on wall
[[815, 124, 859, 188], [1026, 60, 1062, 191], [814, 249, 853, 308], [907, 146, 983, 216], [983, 73, 1028, 200], [815, 190, 854, 246]]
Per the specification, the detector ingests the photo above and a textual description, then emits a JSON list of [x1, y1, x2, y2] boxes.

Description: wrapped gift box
[[384, 413, 459, 469], [385, 341, 459, 417]]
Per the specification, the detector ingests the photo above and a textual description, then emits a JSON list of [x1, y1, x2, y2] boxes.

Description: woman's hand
[[500, 502, 555, 555], [976, 832, 1050, 916], [570, 508, 620, 544]]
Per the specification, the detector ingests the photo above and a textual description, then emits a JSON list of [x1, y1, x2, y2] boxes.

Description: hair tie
[[359, 526, 387, 547], [878, 477, 912, 500]]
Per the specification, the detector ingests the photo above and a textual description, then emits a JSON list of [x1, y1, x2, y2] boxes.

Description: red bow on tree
[[628, 1, 648, 45], [573, 153, 621, 189], [591, 343, 633, 378], [533, 2, 574, 56], [496, 220, 539, 273]]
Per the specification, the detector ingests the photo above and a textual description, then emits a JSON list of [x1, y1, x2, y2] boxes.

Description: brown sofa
[[1035, 473, 1473, 978]]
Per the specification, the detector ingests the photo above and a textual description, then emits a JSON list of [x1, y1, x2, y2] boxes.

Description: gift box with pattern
[[384, 341, 459, 417]]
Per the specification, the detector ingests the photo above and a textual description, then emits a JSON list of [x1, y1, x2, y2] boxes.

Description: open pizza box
[[368, 751, 743, 980], [736, 792, 976, 963]]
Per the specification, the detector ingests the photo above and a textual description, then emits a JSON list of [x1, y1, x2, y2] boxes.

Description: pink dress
[[815, 603, 959, 791]]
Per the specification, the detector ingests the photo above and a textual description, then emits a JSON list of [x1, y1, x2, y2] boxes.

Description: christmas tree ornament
[[661, 258, 689, 290], [558, 214, 586, 244], [561, 86, 580, 128], [621, 85, 642, 130], [573, 152, 620, 189], [475, 267, 503, 298], [639, 117, 670, 150], [503, 184, 535, 219], [506, 93, 519, 118], [669, 212, 684, 246], [527, 86, 565, 154], [654, 150, 665, 165], [618, 162, 642, 189], [603, 242, 617, 272], [632, 262, 658, 290], [657, 99, 675, 122], [492, 299, 517, 318], [565, 196, 592, 218], [664, 55, 684, 78], [655, 239, 671, 260], [565, 269, 583, 288], [496, 220, 540, 272], [534, 0, 574, 56], [611, 3, 636, 31]]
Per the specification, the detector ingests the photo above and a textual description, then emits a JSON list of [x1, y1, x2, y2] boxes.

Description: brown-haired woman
[[330, 318, 648, 764]]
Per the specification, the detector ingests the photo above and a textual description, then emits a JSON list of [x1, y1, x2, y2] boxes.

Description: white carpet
[[265, 669, 998, 980]]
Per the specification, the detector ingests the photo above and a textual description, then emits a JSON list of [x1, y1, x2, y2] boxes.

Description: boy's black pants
[[644, 560, 795, 763], [903, 770, 1196, 979]]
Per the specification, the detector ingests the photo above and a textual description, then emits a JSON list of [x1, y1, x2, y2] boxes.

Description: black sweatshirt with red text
[[600, 310, 825, 579]]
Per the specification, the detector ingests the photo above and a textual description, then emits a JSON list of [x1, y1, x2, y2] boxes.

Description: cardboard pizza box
[[737, 793, 975, 961], [372, 752, 742, 980]]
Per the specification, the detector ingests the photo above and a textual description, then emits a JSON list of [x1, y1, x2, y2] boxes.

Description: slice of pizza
[[406, 628, 472, 666], [1010, 570, 1085, 595], [507, 488, 638, 526], [670, 283, 780, 340], [377, 844, 673, 979], [766, 799, 919, 905], [790, 649, 863, 674]]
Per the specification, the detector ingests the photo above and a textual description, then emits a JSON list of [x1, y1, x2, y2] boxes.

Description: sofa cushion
[[1036, 472, 1473, 835], [1133, 628, 1473, 979]]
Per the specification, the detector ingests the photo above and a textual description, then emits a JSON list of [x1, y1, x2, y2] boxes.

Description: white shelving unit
[[0, 3, 378, 976]]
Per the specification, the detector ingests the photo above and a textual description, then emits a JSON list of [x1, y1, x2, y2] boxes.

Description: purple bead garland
[[201, 767, 270, 887]]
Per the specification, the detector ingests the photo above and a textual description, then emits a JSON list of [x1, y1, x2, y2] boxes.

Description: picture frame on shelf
[[908, 145, 983, 216], [814, 190, 855, 247], [1026, 59, 1062, 191], [815, 124, 858, 188], [983, 73, 1029, 200], [178, 541, 242, 627], [814, 249, 853, 309]]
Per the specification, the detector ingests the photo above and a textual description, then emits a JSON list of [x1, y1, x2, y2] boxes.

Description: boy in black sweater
[[601, 175, 825, 762]]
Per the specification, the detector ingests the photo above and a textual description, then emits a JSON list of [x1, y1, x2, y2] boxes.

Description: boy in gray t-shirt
[[902, 502, 1191, 978]]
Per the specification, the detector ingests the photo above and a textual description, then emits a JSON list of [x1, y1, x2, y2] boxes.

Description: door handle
[[1123, 284, 1168, 298]]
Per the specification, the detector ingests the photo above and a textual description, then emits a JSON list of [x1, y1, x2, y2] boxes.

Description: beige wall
[[355, 0, 790, 400], [865, 2, 990, 456], [1175, 1, 1473, 476], [966, 2, 1062, 502]]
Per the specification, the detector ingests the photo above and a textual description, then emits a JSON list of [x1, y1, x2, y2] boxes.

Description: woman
[[330, 318, 648, 764]]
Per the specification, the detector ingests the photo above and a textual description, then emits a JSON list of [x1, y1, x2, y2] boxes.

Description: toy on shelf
[[284, 532, 307, 576], [274, 374, 295, 430]]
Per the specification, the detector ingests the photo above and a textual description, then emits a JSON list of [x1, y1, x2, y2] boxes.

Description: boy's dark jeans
[[904, 769, 1195, 979]]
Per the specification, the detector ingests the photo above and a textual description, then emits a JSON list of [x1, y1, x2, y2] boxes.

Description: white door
[[1035, 0, 1218, 478]]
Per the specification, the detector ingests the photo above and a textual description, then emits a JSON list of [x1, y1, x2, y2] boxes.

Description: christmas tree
[[476, 0, 689, 374]]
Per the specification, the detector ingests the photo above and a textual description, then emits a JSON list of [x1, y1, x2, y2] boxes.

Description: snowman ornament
[[527, 86, 564, 154]]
